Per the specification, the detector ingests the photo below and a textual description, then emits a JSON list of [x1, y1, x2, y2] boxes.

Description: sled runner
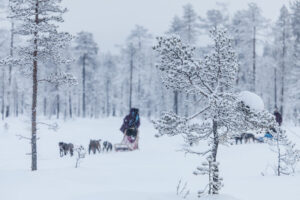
[[114, 128, 139, 152]]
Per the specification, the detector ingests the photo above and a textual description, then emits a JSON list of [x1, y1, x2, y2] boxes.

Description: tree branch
[[16, 134, 40, 141], [182, 148, 211, 156], [37, 122, 59, 131], [188, 106, 210, 120], [16, 134, 31, 140]]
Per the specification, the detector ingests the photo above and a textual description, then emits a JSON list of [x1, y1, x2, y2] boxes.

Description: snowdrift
[[0, 118, 300, 200]]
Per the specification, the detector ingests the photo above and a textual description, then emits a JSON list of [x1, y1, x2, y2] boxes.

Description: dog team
[[233, 133, 265, 145], [59, 140, 113, 157]]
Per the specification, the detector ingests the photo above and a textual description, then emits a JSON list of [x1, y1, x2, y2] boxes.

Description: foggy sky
[[61, 0, 289, 53]]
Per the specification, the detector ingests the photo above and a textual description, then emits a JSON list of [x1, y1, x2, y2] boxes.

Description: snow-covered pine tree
[[102, 53, 118, 117], [199, 7, 229, 31], [290, 0, 300, 123], [167, 15, 184, 115], [230, 3, 267, 92], [74, 31, 98, 118], [4, 0, 17, 118], [273, 5, 293, 116], [181, 3, 200, 117], [0, 29, 9, 120], [167, 15, 183, 37], [6, 0, 74, 171], [126, 25, 152, 114], [259, 43, 277, 110], [181, 3, 199, 44], [122, 42, 136, 111], [153, 27, 277, 195]]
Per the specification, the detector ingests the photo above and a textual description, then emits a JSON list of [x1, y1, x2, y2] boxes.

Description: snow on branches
[[39, 71, 77, 86], [153, 28, 238, 97], [153, 27, 279, 195], [8, 0, 73, 67], [153, 36, 200, 94], [2, 0, 76, 86], [270, 128, 300, 176]]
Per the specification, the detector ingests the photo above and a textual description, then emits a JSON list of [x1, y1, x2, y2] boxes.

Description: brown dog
[[88, 140, 101, 154]]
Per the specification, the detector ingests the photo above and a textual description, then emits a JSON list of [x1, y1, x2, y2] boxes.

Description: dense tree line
[[0, 1, 299, 125]]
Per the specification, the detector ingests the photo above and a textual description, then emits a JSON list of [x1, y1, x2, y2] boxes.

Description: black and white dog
[[103, 141, 113, 152]]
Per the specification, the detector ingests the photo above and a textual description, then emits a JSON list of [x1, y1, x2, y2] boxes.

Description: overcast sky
[[61, 0, 290, 53]]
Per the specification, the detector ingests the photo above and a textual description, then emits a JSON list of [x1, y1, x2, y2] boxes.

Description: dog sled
[[114, 128, 139, 152]]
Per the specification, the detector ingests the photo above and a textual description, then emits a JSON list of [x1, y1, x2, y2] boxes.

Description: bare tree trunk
[[212, 119, 219, 194], [276, 132, 281, 176], [112, 103, 116, 116], [63, 97, 67, 120], [280, 24, 286, 116], [174, 91, 178, 114], [21, 92, 24, 115], [120, 84, 124, 116], [129, 49, 133, 111], [82, 54, 86, 118], [56, 85, 60, 119], [274, 68, 277, 109], [77, 94, 81, 117], [280, 71, 285, 115], [1, 66, 5, 120], [14, 83, 19, 117], [31, 0, 39, 171], [106, 79, 110, 117], [185, 94, 189, 117], [69, 91, 72, 118], [43, 96, 47, 116], [138, 74, 141, 99], [252, 25, 256, 92], [6, 22, 14, 118], [94, 96, 99, 118]]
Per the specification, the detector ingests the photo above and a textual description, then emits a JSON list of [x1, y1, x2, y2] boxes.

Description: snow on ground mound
[[238, 91, 264, 111]]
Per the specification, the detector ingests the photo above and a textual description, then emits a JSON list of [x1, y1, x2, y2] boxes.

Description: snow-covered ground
[[0, 117, 300, 200]]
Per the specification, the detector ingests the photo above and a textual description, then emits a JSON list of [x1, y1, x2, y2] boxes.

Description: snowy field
[[0, 117, 300, 200]]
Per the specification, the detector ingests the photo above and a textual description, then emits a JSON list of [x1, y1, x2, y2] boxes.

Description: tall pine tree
[[7, 0, 73, 171]]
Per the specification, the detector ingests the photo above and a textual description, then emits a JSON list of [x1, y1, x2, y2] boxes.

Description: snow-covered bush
[[75, 145, 86, 168], [176, 179, 190, 199], [270, 129, 300, 175]]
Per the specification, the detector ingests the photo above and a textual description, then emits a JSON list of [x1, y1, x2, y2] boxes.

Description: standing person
[[274, 109, 283, 126]]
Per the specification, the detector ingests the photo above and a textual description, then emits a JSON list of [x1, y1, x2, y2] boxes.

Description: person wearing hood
[[120, 108, 140, 133]]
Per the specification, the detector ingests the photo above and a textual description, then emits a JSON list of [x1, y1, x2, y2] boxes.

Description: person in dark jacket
[[274, 109, 282, 126], [120, 108, 140, 134]]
